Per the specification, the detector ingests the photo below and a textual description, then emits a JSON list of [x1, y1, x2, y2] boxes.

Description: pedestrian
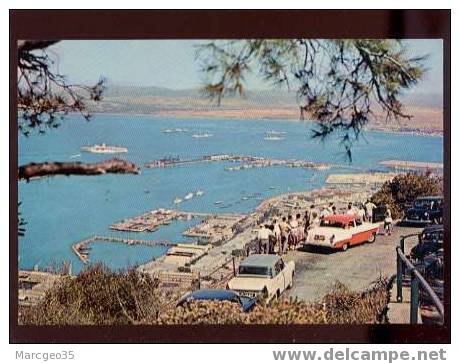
[[257, 224, 270, 253], [268, 225, 277, 254], [307, 204, 317, 225], [346, 203, 355, 216], [357, 204, 366, 223], [273, 219, 282, 254], [384, 206, 393, 236], [365, 199, 377, 222], [279, 217, 290, 254]]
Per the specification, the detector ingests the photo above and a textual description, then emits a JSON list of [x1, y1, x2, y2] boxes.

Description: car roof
[[187, 289, 238, 300], [240, 254, 280, 267], [323, 214, 355, 224], [416, 196, 443, 200], [423, 225, 444, 233]]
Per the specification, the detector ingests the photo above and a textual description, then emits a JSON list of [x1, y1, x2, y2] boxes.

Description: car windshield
[[422, 232, 443, 242], [320, 220, 345, 228], [238, 265, 271, 276], [414, 199, 439, 208]]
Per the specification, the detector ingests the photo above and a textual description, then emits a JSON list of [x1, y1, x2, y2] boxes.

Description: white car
[[305, 214, 381, 252], [227, 254, 295, 303]]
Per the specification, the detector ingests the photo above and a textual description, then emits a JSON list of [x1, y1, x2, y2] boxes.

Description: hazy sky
[[48, 39, 443, 94]]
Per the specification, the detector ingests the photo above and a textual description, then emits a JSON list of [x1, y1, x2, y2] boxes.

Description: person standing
[[384, 206, 393, 236], [273, 219, 282, 254], [279, 217, 291, 254], [365, 199, 377, 222], [257, 224, 270, 253], [346, 203, 355, 216]]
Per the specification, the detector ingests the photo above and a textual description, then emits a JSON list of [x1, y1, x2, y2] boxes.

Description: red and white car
[[305, 214, 381, 251]]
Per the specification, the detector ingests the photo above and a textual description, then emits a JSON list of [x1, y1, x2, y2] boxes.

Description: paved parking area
[[284, 225, 423, 302]]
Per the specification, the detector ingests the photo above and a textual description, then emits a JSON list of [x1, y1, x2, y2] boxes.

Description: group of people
[[255, 213, 306, 255], [254, 199, 394, 255]]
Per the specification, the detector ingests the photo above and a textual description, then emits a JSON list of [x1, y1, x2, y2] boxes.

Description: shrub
[[19, 264, 179, 325], [155, 279, 390, 325], [20, 266, 390, 325], [371, 172, 442, 219]]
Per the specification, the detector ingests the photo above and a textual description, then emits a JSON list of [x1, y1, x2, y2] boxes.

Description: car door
[[273, 259, 286, 294]]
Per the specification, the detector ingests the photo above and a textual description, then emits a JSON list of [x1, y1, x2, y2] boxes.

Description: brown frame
[[10, 9, 450, 343]]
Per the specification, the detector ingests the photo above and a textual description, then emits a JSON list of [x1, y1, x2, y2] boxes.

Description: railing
[[396, 234, 444, 324]]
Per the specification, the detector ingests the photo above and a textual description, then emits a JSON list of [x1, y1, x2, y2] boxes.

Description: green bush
[[19, 264, 179, 325], [155, 279, 390, 325], [371, 172, 442, 219]]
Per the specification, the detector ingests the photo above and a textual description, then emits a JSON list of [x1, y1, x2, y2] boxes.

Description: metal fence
[[396, 233, 444, 324]]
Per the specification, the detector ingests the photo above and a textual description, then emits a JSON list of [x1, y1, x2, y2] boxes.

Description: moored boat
[[81, 143, 128, 154]]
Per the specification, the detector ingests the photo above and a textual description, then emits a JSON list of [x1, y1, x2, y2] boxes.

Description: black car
[[403, 196, 443, 225], [410, 225, 443, 261], [176, 289, 257, 312]]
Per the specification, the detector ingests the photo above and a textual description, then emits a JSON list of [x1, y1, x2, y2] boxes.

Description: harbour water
[[18, 114, 443, 273]]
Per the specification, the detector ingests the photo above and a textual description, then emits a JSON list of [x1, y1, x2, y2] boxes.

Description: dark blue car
[[177, 289, 256, 312], [403, 196, 443, 225]]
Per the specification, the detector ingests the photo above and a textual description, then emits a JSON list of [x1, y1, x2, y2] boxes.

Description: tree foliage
[[196, 39, 425, 159], [17, 40, 105, 136], [371, 172, 443, 218]]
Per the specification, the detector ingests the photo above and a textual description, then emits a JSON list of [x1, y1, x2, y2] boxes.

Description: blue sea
[[18, 114, 443, 273]]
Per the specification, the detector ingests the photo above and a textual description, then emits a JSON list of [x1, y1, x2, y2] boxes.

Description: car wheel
[[368, 233, 376, 243], [261, 287, 269, 303], [342, 243, 349, 252], [287, 271, 294, 289]]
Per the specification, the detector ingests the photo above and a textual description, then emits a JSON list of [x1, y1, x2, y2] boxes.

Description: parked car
[[403, 196, 443, 225], [410, 225, 444, 261], [177, 289, 256, 312], [305, 214, 381, 252], [227, 254, 295, 303]]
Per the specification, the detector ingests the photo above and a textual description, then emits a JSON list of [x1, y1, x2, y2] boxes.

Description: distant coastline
[[86, 110, 443, 138]]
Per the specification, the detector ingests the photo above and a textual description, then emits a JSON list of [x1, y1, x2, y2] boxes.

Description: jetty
[[72, 235, 176, 264], [380, 160, 443, 172], [110, 209, 215, 233]]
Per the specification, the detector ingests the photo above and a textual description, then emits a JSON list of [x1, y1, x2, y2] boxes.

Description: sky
[[48, 39, 443, 94]]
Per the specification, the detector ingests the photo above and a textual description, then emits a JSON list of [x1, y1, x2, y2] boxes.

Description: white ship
[[214, 201, 223, 205], [264, 131, 285, 141], [81, 143, 128, 154], [196, 190, 204, 196], [173, 197, 183, 204], [184, 192, 194, 200], [192, 132, 213, 138], [162, 128, 188, 133]]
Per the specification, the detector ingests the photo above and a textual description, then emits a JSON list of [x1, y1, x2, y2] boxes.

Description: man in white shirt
[[365, 199, 377, 222]]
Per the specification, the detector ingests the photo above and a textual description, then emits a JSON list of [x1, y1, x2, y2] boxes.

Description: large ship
[[81, 143, 128, 154]]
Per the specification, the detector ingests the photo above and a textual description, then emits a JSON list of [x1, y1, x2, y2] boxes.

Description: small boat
[[192, 132, 213, 138], [269, 186, 276, 190], [173, 197, 183, 204], [214, 201, 223, 205], [241, 196, 249, 201], [184, 192, 194, 200], [196, 190, 204, 196], [162, 129, 174, 133], [81, 143, 128, 154], [267, 130, 287, 135], [70, 153, 81, 159], [264, 131, 285, 141]]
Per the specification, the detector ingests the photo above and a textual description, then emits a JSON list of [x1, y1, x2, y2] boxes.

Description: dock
[[72, 235, 176, 264], [380, 160, 443, 172]]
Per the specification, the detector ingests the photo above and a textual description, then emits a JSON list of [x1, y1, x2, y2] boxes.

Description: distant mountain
[[104, 84, 441, 109]]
